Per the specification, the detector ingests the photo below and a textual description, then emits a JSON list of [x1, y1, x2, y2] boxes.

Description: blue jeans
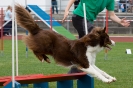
[[52, 1, 58, 14]]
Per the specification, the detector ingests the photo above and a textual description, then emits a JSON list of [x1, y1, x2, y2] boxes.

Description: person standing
[[62, 0, 130, 73], [51, 0, 58, 14], [4, 5, 12, 36]]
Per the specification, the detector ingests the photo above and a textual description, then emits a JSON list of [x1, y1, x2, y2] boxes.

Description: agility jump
[[0, 2, 95, 88]]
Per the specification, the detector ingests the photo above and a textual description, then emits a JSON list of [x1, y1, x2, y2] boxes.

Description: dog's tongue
[[106, 45, 112, 50]]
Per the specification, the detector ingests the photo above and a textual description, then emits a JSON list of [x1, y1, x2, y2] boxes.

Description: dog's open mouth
[[105, 45, 112, 50], [105, 40, 115, 50]]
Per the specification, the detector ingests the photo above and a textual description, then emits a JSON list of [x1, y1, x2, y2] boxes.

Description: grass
[[0, 40, 133, 88]]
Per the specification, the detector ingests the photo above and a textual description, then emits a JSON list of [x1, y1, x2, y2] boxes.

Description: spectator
[[51, 0, 58, 14], [119, 0, 129, 12], [121, 3, 125, 12], [127, 0, 133, 12], [62, 0, 130, 73], [4, 5, 12, 36]]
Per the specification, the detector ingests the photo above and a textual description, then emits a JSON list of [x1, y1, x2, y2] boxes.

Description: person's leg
[[55, 1, 58, 14], [68, 66, 83, 74], [8, 21, 12, 35], [123, 4, 126, 12], [86, 20, 94, 33], [52, 1, 54, 14], [3, 21, 9, 35], [72, 14, 85, 38], [72, 14, 94, 38]]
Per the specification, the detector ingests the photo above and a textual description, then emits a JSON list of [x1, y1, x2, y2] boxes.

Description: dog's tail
[[15, 4, 42, 35]]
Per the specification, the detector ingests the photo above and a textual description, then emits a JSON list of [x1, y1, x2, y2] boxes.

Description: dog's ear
[[91, 27, 103, 34], [103, 27, 106, 33], [96, 27, 106, 34]]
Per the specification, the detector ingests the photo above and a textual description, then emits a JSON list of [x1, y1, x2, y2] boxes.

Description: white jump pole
[[83, 3, 88, 35], [15, 13, 18, 76], [12, 0, 15, 87]]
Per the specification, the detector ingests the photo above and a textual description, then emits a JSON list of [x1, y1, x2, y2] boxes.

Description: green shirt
[[73, 0, 114, 23]]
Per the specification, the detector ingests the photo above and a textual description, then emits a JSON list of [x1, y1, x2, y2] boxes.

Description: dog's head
[[90, 27, 115, 50]]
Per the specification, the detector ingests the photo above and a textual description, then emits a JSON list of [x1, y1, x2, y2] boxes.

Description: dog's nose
[[111, 40, 115, 46]]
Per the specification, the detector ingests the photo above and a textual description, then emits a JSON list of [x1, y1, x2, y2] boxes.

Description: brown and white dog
[[15, 4, 116, 83]]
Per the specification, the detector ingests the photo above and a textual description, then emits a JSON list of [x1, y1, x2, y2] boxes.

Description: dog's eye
[[103, 34, 111, 43], [105, 38, 111, 44]]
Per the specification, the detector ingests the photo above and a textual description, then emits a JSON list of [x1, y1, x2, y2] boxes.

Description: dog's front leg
[[92, 65, 116, 82], [80, 65, 113, 83], [82, 52, 113, 83], [89, 52, 116, 82]]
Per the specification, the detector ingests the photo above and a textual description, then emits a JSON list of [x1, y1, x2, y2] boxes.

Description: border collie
[[15, 4, 116, 83]]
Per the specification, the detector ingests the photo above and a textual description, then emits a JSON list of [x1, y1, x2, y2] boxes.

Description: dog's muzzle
[[111, 40, 115, 46]]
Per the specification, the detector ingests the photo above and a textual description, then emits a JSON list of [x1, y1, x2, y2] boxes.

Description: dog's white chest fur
[[85, 45, 103, 65]]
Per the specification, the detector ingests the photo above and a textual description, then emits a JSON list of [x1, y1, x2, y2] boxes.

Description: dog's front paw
[[103, 77, 116, 83], [102, 79, 112, 83], [108, 76, 116, 82], [102, 78, 116, 83], [111, 77, 117, 82]]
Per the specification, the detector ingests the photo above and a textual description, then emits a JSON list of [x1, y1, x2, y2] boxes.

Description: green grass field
[[0, 40, 133, 88]]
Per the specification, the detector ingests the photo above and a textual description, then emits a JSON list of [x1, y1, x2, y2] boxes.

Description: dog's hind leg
[[42, 55, 51, 63], [92, 65, 116, 82], [33, 51, 51, 63], [79, 65, 113, 83]]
